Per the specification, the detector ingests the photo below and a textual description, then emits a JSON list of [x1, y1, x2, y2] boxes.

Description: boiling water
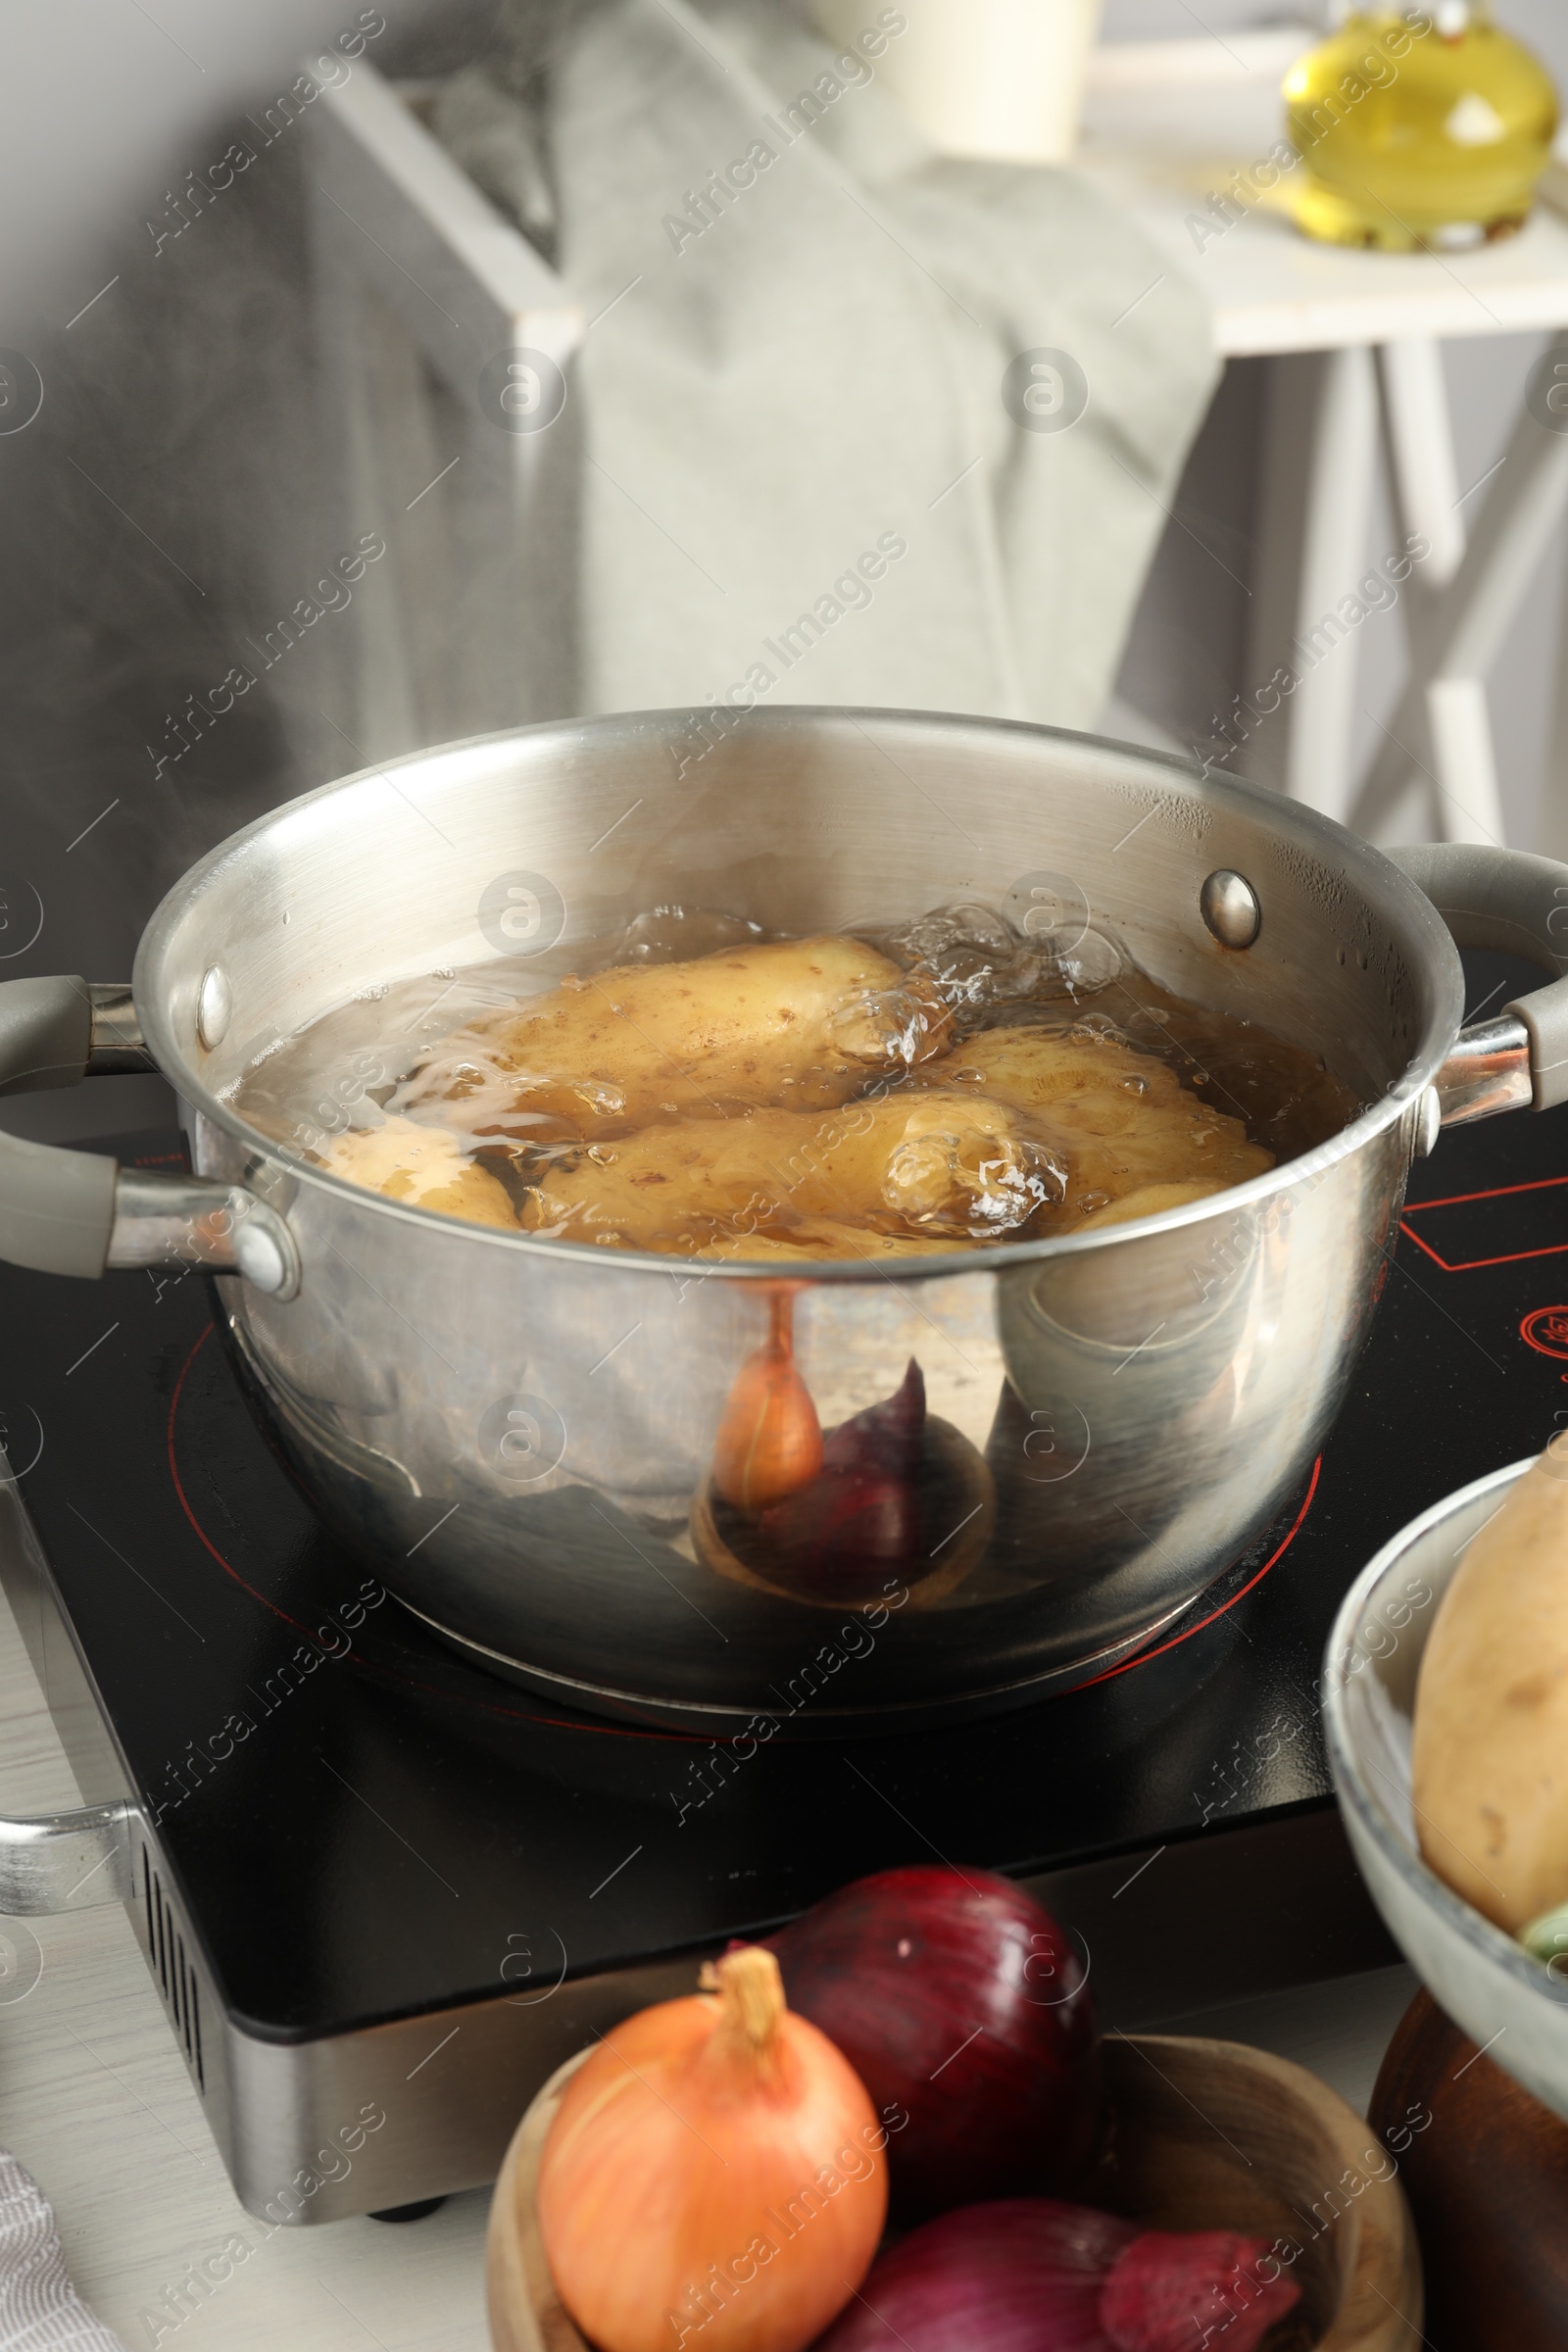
[[230, 903, 1359, 1259]]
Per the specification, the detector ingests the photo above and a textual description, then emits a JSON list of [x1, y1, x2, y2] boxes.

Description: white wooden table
[[1077, 27, 1568, 850], [0, 1585, 491, 2352]]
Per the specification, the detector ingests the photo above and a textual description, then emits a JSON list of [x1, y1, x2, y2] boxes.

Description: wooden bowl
[[486, 2034, 1423, 2351], [1094, 2035, 1422, 2351], [486, 2046, 588, 2352], [1369, 1986, 1568, 2348]]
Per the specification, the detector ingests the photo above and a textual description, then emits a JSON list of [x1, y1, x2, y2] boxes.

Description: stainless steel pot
[[3, 710, 1565, 1732]]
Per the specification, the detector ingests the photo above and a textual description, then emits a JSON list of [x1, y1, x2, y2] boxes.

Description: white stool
[[306, 63, 582, 762]]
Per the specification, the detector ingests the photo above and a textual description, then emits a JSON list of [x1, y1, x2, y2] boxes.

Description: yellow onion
[[711, 1291, 823, 1510], [537, 1946, 887, 2352]]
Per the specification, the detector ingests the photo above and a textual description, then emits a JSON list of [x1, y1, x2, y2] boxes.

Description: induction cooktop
[[0, 957, 1560, 2223]]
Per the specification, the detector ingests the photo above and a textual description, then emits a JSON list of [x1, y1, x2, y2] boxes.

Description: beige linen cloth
[[432, 0, 1218, 728]]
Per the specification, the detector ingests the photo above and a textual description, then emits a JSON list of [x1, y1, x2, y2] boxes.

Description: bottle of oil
[[1284, 5, 1558, 250]]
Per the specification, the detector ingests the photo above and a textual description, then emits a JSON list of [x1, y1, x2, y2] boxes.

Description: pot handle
[[0, 977, 300, 1298], [1390, 845, 1568, 1123], [0, 1801, 134, 1915]]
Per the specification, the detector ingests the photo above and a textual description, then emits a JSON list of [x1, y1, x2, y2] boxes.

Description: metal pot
[[2, 710, 1564, 1732]]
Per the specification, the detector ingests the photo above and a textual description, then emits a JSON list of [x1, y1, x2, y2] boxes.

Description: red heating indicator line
[[1075, 1455, 1321, 1692], [1399, 1172, 1568, 1274]]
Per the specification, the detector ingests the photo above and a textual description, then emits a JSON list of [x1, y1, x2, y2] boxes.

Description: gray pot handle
[[0, 1801, 134, 1915], [1390, 844, 1568, 1124], [0, 977, 299, 1297]]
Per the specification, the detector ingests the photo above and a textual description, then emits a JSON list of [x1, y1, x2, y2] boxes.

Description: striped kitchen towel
[[0, 2154, 122, 2348]]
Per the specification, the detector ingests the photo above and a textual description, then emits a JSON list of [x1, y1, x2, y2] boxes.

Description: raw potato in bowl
[[1411, 1441, 1568, 1936]]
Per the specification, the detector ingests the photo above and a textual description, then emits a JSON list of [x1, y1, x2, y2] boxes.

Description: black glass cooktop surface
[[1, 968, 1562, 2046]]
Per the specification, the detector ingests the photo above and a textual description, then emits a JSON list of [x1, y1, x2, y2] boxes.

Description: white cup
[[810, 0, 1106, 165]]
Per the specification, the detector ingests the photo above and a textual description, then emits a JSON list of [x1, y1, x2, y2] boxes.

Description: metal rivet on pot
[[233, 1220, 288, 1296], [197, 964, 232, 1051], [1413, 1085, 1442, 1159], [1200, 869, 1261, 951]]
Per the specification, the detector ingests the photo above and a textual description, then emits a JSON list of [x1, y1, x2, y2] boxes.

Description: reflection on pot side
[[697, 1353, 996, 1612]]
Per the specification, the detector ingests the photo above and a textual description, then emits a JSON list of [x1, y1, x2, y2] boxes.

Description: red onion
[[810, 2200, 1300, 2352], [813, 2200, 1128, 2352], [1100, 2230, 1302, 2352], [756, 1360, 926, 1602], [768, 1866, 1099, 2219]]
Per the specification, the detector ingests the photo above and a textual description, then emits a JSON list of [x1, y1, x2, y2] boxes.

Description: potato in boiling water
[[924, 1026, 1272, 1227], [321, 1115, 519, 1229], [404, 935, 949, 1138], [287, 925, 1298, 1258], [691, 1220, 956, 1263], [521, 1094, 1065, 1254], [1083, 1180, 1237, 1228]]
